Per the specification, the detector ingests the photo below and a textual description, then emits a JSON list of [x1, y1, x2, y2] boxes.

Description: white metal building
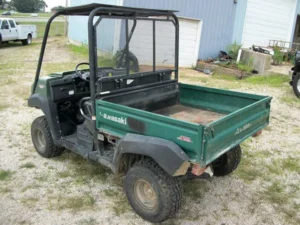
[[233, 0, 300, 48]]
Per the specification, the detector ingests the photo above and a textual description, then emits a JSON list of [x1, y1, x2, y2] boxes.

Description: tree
[[11, 0, 48, 13], [51, 5, 65, 12], [0, 0, 5, 9]]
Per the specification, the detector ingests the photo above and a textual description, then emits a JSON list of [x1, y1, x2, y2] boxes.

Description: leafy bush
[[272, 46, 284, 65], [237, 57, 254, 72], [227, 41, 242, 60]]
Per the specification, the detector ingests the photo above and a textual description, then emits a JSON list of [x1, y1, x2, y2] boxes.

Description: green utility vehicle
[[28, 4, 272, 222]]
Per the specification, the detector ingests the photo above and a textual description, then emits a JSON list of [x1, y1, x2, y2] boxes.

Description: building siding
[[241, 0, 296, 48], [69, 0, 118, 52], [291, 0, 300, 43], [232, 0, 247, 44], [122, 0, 236, 60]]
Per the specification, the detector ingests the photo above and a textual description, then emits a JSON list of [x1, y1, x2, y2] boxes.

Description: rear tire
[[31, 116, 63, 158], [124, 159, 183, 223], [211, 145, 241, 176], [292, 73, 300, 98], [22, 34, 32, 46]]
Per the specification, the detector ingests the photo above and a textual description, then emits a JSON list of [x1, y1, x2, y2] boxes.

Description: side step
[[77, 124, 93, 150]]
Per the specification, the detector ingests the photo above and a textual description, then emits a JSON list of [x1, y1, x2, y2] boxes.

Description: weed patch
[[281, 96, 300, 108], [184, 179, 209, 200], [20, 162, 36, 169], [0, 103, 10, 111], [0, 187, 12, 193], [48, 193, 96, 211], [21, 197, 39, 207], [0, 169, 14, 181]]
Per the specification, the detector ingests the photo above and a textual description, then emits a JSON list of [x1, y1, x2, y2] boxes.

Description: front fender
[[114, 133, 190, 176]]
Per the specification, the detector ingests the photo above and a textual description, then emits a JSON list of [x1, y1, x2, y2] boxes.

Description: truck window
[[1, 20, 9, 29], [8, 20, 15, 28]]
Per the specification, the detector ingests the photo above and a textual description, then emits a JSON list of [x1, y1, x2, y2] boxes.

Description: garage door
[[128, 17, 202, 68], [242, 0, 296, 48]]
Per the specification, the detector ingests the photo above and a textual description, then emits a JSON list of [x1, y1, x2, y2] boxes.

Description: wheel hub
[[134, 180, 157, 210], [297, 79, 300, 92], [36, 129, 45, 150]]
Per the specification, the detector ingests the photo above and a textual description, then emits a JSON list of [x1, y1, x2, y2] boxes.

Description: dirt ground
[[0, 37, 300, 225]]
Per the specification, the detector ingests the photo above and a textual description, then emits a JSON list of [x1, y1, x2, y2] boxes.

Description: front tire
[[22, 34, 32, 46], [31, 116, 63, 158], [124, 159, 183, 223], [292, 73, 300, 98], [211, 145, 241, 176]]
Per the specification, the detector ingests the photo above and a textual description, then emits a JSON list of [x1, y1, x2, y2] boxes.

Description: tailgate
[[203, 96, 272, 165]]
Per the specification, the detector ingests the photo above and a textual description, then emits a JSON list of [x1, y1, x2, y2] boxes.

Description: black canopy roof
[[56, 3, 177, 17]]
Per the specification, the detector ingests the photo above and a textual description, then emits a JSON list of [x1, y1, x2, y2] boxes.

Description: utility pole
[[64, 0, 68, 37]]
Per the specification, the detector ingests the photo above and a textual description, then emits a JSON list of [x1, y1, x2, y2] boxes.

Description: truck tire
[[211, 145, 241, 176], [124, 159, 183, 223], [22, 34, 32, 46], [114, 50, 139, 72], [31, 116, 63, 158], [292, 73, 300, 98]]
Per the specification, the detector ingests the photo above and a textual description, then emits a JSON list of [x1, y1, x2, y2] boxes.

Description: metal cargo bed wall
[[123, 0, 237, 60]]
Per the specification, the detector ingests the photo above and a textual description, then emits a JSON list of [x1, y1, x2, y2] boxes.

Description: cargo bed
[[154, 104, 225, 125], [96, 82, 272, 167]]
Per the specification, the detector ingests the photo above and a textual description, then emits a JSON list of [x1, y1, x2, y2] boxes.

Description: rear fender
[[28, 94, 61, 141], [114, 133, 190, 176]]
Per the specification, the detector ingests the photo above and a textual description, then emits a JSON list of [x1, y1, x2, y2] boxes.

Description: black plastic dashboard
[[49, 74, 90, 102]]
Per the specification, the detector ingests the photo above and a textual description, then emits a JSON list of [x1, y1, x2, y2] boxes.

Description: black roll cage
[[31, 3, 179, 155]]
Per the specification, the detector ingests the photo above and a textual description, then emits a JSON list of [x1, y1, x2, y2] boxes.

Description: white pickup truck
[[0, 18, 37, 45]]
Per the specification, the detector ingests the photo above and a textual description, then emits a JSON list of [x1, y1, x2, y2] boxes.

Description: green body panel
[[96, 83, 272, 167]]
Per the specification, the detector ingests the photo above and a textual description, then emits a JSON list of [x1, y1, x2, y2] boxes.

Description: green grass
[[57, 170, 73, 178], [76, 217, 98, 225], [14, 12, 53, 17], [0, 10, 54, 17], [184, 179, 209, 199], [21, 182, 42, 192], [282, 157, 300, 173], [21, 197, 39, 207], [243, 73, 290, 87], [281, 95, 300, 108], [18, 22, 65, 38], [264, 181, 289, 205], [103, 188, 119, 197], [20, 162, 36, 169], [112, 195, 131, 216], [42, 62, 76, 74], [0, 187, 12, 193], [48, 194, 96, 211], [0, 103, 10, 111], [0, 169, 14, 181], [68, 44, 116, 67], [212, 73, 238, 81], [182, 70, 291, 89], [69, 44, 89, 57]]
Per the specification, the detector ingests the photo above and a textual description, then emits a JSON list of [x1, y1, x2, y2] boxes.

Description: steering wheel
[[75, 62, 90, 82]]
